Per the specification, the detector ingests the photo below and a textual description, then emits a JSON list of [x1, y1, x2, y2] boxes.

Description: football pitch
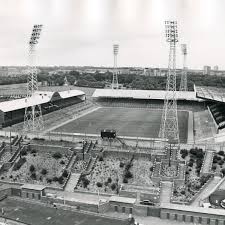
[[55, 107, 189, 143]]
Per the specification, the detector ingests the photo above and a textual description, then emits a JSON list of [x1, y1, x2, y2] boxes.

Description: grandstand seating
[[96, 98, 205, 111], [208, 103, 225, 130]]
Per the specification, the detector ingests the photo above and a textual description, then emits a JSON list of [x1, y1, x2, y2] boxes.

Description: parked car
[[140, 200, 155, 206]]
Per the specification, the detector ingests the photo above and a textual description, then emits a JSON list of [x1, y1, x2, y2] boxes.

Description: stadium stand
[[208, 103, 225, 130], [195, 85, 225, 103], [0, 90, 85, 128]]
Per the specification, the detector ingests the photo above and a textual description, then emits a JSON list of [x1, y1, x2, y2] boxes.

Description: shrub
[[107, 177, 112, 183], [20, 149, 27, 156], [212, 165, 217, 170], [99, 156, 103, 161], [62, 170, 68, 178], [104, 181, 108, 186], [29, 165, 35, 173], [221, 168, 225, 176], [123, 178, 128, 183], [125, 171, 133, 179], [41, 169, 47, 175], [111, 183, 117, 190], [58, 176, 64, 184], [219, 160, 224, 166], [13, 158, 26, 171], [218, 151, 225, 156], [31, 149, 37, 154], [60, 160, 65, 165], [52, 152, 62, 159], [96, 182, 103, 188], [119, 162, 125, 168], [82, 177, 90, 188], [30, 173, 36, 180], [188, 161, 193, 167], [181, 190, 185, 195], [150, 166, 154, 172], [180, 149, 188, 155], [47, 178, 52, 183], [52, 176, 59, 182]]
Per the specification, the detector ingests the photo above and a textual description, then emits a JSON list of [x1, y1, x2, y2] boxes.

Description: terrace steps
[[64, 173, 81, 192], [160, 181, 173, 204]]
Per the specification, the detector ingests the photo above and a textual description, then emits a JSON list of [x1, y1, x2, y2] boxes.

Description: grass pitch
[[55, 107, 189, 143]]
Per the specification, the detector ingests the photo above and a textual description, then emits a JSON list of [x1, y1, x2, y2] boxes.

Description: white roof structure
[[109, 196, 136, 204], [0, 90, 85, 113], [92, 89, 200, 101]]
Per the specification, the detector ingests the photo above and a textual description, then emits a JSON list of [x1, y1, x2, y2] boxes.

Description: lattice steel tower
[[112, 44, 119, 89], [159, 21, 179, 143], [179, 44, 187, 91], [24, 24, 44, 132]]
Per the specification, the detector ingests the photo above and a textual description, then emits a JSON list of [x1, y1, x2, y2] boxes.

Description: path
[[64, 173, 81, 192], [160, 181, 173, 204], [201, 151, 214, 174]]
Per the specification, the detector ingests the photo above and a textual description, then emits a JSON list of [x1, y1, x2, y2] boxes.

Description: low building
[[0, 89, 85, 128]]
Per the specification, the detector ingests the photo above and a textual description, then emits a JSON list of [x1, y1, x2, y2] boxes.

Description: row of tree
[[2, 70, 225, 91]]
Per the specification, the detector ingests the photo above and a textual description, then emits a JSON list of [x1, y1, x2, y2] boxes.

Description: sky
[[0, 0, 225, 69]]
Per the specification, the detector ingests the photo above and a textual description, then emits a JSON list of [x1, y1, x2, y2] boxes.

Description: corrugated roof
[[0, 90, 85, 113], [92, 89, 200, 101]]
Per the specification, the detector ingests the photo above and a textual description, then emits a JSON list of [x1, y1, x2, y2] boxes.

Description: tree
[[62, 170, 68, 178], [29, 165, 35, 173], [41, 168, 47, 175]]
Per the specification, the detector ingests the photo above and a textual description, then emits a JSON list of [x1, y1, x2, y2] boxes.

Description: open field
[[55, 107, 189, 143]]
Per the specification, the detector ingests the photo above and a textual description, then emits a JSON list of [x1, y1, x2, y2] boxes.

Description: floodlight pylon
[[179, 44, 187, 91], [112, 44, 119, 89], [159, 21, 179, 143], [24, 24, 44, 133]]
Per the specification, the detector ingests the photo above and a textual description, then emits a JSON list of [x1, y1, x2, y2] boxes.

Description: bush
[[181, 190, 185, 195], [31, 149, 37, 154], [96, 182, 103, 188], [41, 169, 47, 175], [212, 165, 217, 170], [20, 149, 27, 156], [188, 161, 193, 167], [123, 178, 128, 183], [107, 177, 112, 183], [221, 168, 225, 176], [99, 156, 103, 161], [58, 176, 64, 184], [13, 158, 26, 171], [62, 170, 68, 178], [29, 165, 35, 173], [219, 160, 224, 166], [119, 162, 125, 168], [150, 166, 154, 172], [53, 176, 59, 182], [111, 183, 117, 190], [125, 170, 133, 179], [218, 151, 225, 156], [52, 152, 62, 159], [82, 177, 90, 188], [60, 160, 65, 165], [30, 173, 36, 180], [47, 178, 52, 183]]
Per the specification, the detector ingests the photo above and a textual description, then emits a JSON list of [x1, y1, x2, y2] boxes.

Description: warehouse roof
[[92, 89, 200, 101], [0, 90, 85, 113]]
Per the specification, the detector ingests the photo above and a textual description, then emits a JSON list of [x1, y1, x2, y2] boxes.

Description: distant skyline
[[0, 0, 225, 69]]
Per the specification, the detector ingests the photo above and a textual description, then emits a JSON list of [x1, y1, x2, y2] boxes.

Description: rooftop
[[92, 89, 199, 101], [0, 89, 85, 113]]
